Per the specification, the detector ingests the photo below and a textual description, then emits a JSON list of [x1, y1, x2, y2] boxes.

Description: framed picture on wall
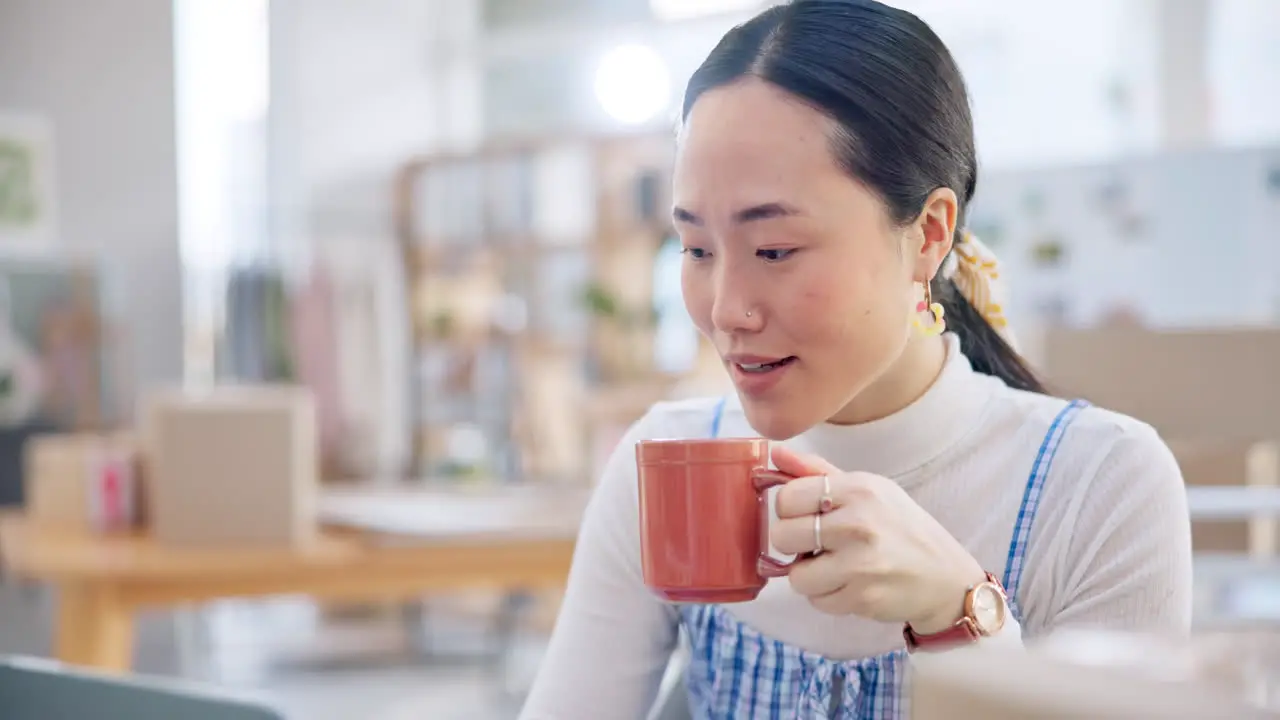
[[0, 113, 58, 249]]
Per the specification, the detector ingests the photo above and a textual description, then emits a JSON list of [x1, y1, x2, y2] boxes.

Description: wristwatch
[[903, 572, 1008, 653]]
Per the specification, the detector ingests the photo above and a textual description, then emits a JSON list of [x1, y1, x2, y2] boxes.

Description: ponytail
[[933, 232, 1046, 394], [934, 277, 1045, 393]]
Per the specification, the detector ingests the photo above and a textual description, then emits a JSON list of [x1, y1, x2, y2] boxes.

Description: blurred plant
[[428, 309, 456, 339], [581, 281, 662, 382], [581, 282, 619, 318], [580, 282, 659, 329], [0, 340, 44, 428], [1030, 236, 1067, 267], [0, 273, 45, 427]]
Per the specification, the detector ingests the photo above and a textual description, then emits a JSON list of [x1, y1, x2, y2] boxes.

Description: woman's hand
[[770, 445, 987, 634]]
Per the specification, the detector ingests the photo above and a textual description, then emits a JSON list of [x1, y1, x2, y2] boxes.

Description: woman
[[521, 1, 1192, 718]]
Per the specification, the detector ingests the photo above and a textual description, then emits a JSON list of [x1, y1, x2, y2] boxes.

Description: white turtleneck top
[[521, 335, 1193, 719]]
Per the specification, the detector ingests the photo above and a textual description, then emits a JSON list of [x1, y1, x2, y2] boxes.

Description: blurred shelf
[[394, 133, 679, 482], [1188, 487, 1280, 520]]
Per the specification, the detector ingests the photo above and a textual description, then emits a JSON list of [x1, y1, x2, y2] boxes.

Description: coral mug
[[635, 438, 797, 603]]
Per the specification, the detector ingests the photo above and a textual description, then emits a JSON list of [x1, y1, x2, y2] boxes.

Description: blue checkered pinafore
[[678, 398, 1090, 719]]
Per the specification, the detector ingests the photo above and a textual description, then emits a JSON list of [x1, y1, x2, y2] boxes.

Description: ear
[[909, 188, 959, 283]]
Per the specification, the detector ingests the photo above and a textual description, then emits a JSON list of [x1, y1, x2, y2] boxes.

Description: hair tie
[[941, 231, 1018, 350]]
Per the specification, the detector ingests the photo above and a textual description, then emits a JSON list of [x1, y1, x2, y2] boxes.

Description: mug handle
[[752, 468, 798, 579]]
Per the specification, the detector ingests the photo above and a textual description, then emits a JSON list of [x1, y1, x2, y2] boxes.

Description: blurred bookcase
[[394, 131, 683, 485]]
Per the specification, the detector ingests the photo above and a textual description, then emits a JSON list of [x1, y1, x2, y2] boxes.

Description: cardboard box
[[1041, 327, 1280, 441], [24, 432, 142, 532], [142, 385, 318, 548]]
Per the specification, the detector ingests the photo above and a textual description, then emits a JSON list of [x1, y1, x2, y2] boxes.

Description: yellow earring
[[913, 282, 946, 336]]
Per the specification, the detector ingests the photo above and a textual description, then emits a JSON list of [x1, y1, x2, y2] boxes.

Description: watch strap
[[903, 571, 1005, 653], [903, 616, 981, 652]]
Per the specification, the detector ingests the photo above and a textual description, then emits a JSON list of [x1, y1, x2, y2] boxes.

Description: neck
[[826, 334, 948, 425]]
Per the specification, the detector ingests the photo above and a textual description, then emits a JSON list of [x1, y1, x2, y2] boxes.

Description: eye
[[757, 248, 796, 262], [682, 247, 711, 260]]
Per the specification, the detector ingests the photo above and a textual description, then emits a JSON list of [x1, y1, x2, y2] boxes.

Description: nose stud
[[746, 310, 753, 318]]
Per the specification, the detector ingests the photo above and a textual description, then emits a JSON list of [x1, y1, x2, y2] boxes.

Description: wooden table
[[0, 487, 584, 673]]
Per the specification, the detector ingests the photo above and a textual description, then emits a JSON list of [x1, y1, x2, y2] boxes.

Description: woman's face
[[674, 78, 938, 439]]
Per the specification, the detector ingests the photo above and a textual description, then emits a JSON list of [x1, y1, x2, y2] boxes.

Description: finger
[[772, 512, 821, 556], [787, 552, 845, 598], [773, 471, 865, 515], [773, 507, 872, 554], [808, 583, 861, 617], [770, 445, 840, 479], [774, 474, 835, 519]]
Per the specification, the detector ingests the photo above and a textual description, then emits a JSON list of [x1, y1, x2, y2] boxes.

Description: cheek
[[681, 263, 713, 333], [792, 258, 909, 348]]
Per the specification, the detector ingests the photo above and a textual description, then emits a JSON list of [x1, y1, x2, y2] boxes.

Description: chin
[[737, 396, 815, 441]]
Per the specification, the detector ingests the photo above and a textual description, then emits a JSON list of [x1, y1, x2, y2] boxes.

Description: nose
[[709, 265, 763, 335]]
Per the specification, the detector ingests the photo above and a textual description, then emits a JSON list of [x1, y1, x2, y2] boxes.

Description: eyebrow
[[672, 202, 803, 226]]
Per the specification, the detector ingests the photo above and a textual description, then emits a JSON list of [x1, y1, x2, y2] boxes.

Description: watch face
[[970, 583, 1007, 634]]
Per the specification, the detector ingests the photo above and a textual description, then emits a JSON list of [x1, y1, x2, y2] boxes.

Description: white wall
[[1209, 0, 1280, 147], [920, 0, 1280, 166], [477, 0, 1280, 167], [267, 0, 479, 475], [270, 0, 480, 246], [0, 0, 184, 412]]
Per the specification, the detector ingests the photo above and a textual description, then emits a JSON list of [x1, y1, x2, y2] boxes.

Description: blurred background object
[[0, 0, 1277, 718], [912, 630, 1280, 718]]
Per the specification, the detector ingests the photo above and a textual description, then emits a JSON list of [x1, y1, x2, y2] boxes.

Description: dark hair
[[681, 0, 1045, 394]]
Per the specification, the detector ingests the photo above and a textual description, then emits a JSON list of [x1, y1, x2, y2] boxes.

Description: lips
[[735, 357, 796, 373], [724, 354, 798, 396]]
